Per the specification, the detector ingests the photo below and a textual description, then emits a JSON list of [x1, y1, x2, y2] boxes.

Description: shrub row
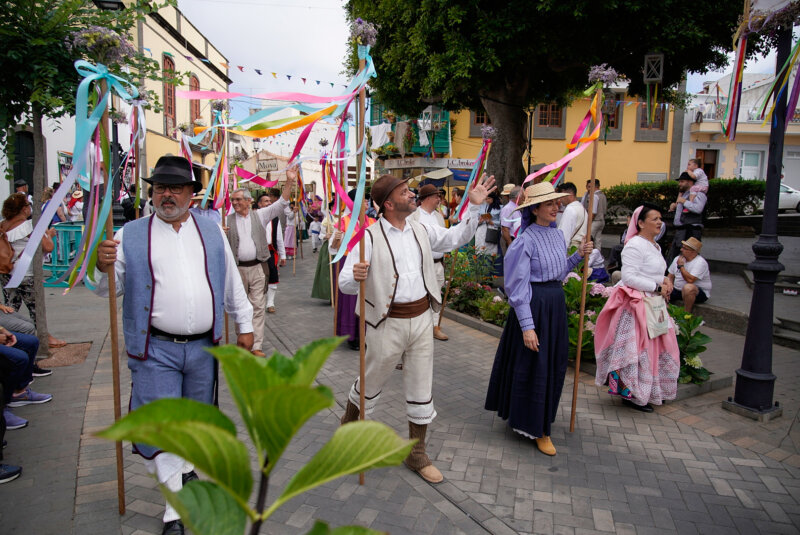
[[602, 178, 766, 224]]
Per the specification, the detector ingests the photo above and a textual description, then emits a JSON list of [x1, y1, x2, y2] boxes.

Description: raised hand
[[468, 173, 497, 206]]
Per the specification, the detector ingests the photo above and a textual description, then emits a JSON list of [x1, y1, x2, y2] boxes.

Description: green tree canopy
[[346, 0, 769, 185]]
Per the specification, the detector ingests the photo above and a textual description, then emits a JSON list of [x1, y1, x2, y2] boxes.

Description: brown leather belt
[[238, 259, 263, 267], [433, 258, 444, 264], [388, 296, 430, 319]]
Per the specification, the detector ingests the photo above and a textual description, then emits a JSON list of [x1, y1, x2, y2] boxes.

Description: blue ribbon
[[72, 61, 139, 189]]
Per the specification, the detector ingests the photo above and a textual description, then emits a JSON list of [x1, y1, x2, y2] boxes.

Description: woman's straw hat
[[514, 182, 568, 212]]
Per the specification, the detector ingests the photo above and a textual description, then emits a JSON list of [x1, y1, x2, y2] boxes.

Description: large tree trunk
[[480, 90, 528, 189], [32, 110, 50, 355]]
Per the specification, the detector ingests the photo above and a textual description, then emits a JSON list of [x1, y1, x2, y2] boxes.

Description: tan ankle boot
[[535, 436, 556, 456], [340, 400, 359, 425], [405, 422, 443, 483], [433, 326, 449, 341]]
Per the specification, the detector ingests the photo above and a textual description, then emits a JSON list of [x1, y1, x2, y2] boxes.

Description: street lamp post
[[421, 104, 443, 159], [721, 26, 789, 422]]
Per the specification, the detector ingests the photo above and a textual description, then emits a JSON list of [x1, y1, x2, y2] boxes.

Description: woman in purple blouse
[[485, 182, 592, 456]]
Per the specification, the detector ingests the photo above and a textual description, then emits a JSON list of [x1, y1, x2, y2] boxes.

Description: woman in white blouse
[[593, 203, 680, 412]]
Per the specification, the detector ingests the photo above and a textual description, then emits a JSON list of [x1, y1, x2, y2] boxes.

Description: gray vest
[[360, 220, 441, 329], [122, 214, 226, 359], [226, 210, 271, 264]]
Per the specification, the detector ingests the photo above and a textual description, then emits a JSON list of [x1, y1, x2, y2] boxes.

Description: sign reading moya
[[257, 158, 279, 172]]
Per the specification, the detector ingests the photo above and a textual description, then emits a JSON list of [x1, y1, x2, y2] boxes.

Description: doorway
[[695, 149, 718, 179]]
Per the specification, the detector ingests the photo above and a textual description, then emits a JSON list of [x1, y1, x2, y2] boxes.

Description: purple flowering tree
[[0, 0, 180, 353]]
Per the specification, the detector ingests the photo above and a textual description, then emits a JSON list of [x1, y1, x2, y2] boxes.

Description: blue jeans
[[0, 332, 39, 401], [128, 335, 215, 458]]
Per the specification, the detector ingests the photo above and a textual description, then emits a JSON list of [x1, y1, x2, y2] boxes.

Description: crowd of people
[[2, 154, 721, 534]]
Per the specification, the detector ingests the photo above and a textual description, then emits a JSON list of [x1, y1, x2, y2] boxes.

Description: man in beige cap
[[411, 184, 449, 340], [667, 237, 711, 313], [499, 183, 521, 255], [339, 172, 496, 484]]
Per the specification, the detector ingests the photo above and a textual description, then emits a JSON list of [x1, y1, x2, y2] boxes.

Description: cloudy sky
[[177, 0, 351, 120], [177, 0, 780, 110]]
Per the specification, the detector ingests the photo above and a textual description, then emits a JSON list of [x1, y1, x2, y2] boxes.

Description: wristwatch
[[655, 284, 662, 293], [677, 264, 685, 269]]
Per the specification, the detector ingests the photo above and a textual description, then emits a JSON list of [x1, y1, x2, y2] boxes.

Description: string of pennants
[[144, 48, 349, 88]]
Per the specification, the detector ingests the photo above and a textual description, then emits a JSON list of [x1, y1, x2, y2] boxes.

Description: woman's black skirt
[[484, 281, 568, 439]]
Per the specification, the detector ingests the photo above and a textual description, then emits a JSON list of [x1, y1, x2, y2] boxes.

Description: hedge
[[602, 178, 766, 224]]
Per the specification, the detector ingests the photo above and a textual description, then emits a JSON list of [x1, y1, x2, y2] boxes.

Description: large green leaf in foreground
[[305, 520, 386, 535], [165, 480, 248, 535], [250, 385, 334, 474], [97, 402, 252, 502], [264, 420, 414, 517]]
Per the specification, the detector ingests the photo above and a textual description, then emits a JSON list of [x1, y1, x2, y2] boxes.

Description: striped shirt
[[504, 222, 582, 330]]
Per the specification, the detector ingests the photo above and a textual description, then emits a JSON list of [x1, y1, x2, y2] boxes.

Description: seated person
[[667, 237, 711, 313], [0, 326, 52, 432]]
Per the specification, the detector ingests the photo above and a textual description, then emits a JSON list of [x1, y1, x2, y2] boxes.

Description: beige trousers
[[236, 263, 266, 351], [348, 309, 437, 424]]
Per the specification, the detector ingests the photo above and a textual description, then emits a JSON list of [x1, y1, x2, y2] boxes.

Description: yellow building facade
[[133, 4, 232, 184], [450, 95, 680, 189]]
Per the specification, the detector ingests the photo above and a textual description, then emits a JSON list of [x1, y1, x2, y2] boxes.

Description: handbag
[[485, 227, 500, 244], [643, 295, 669, 338]]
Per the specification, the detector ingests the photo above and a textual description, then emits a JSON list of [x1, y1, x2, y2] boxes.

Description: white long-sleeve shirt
[[620, 235, 667, 294], [265, 219, 286, 260], [557, 201, 588, 247], [93, 215, 254, 334], [339, 204, 481, 300], [415, 206, 446, 260]]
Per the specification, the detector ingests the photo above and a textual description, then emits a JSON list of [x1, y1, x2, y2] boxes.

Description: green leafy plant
[[444, 246, 496, 288], [563, 274, 609, 362], [604, 178, 766, 225], [476, 293, 510, 326], [97, 338, 414, 535], [448, 281, 493, 317], [668, 305, 712, 384]]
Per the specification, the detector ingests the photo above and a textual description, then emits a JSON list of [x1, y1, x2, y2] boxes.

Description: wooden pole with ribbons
[[437, 254, 458, 328], [100, 80, 125, 515], [569, 86, 600, 433], [356, 54, 368, 486]]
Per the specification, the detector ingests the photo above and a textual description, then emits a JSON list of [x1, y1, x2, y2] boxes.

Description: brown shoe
[[535, 436, 556, 456], [340, 400, 360, 425], [413, 463, 443, 484], [432, 327, 448, 341], [267, 306, 276, 313], [252, 350, 266, 357]]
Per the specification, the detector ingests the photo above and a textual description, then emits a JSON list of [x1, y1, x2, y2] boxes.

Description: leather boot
[[405, 422, 443, 483], [340, 400, 359, 425], [433, 326, 449, 341], [535, 436, 557, 456]]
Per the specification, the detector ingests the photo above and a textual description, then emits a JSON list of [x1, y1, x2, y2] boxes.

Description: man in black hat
[[668, 172, 707, 265], [338, 172, 495, 484], [93, 155, 282, 535]]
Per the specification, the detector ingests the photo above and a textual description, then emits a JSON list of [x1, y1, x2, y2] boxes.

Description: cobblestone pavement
[[2, 243, 799, 534]]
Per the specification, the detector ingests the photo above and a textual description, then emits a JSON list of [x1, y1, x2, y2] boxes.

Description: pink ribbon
[[235, 167, 278, 188]]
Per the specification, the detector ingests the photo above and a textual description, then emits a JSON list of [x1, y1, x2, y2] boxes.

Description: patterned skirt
[[594, 286, 680, 406]]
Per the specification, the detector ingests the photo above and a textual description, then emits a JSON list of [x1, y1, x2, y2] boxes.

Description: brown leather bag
[[0, 221, 19, 274]]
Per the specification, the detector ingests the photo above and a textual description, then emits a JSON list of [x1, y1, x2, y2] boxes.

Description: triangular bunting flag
[[287, 75, 292, 80], [316, 80, 320, 85], [143, 47, 152, 57], [271, 72, 277, 78], [221, 62, 229, 69], [237, 66, 244, 72], [301, 78, 306, 84], [330, 82, 334, 87], [185, 55, 193, 61], [255, 69, 262, 75]]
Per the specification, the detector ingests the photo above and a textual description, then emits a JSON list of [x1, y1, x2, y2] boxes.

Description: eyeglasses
[[153, 184, 188, 194], [230, 197, 247, 202]]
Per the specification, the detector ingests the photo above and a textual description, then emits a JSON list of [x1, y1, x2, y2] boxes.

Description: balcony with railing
[[690, 102, 800, 135], [369, 101, 451, 157]]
